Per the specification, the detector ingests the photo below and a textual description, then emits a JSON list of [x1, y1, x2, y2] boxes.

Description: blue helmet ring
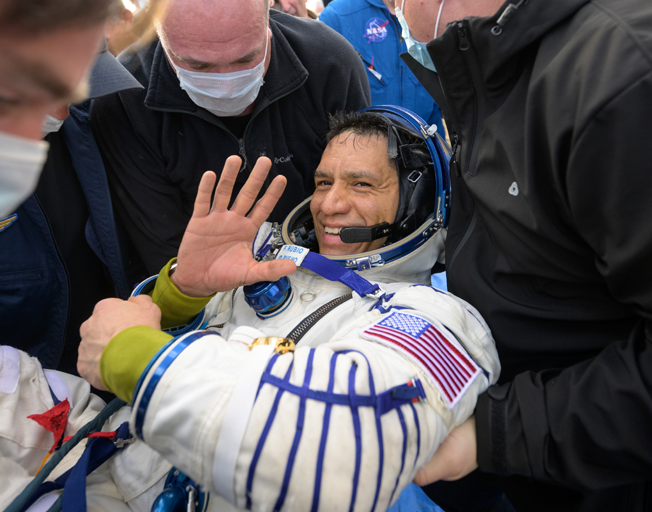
[[281, 106, 451, 271]]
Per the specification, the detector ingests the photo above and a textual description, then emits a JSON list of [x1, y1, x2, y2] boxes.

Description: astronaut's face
[[311, 132, 399, 256]]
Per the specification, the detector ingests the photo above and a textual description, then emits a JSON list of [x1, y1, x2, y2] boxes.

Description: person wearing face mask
[[91, 0, 371, 279], [391, 0, 652, 511], [319, 0, 444, 140], [0, 37, 144, 381]]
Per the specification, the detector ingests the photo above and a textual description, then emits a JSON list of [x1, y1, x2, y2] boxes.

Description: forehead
[[0, 25, 101, 104], [318, 132, 397, 180], [160, 0, 267, 64]]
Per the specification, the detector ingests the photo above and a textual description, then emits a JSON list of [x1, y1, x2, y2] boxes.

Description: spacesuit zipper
[[286, 293, 353, 343]]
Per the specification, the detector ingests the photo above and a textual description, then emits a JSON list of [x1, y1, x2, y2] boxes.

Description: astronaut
[[2, 108, 500, 512]]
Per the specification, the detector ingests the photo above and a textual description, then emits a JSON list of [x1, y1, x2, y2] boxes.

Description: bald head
[[158, 0, 271, 74]]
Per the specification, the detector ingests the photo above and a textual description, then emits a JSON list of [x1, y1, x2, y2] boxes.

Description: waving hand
[[171, 156, 296, 297]]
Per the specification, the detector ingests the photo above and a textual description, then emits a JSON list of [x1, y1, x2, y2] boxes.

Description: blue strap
[[18, 422, 131, 512], [310, 353, 339, 512], [246, 360, 294, 509], [62, 422, 131, 512], [301, 252, 382, 298], [347, 364, 362, 512], [273, 349, 315, 511], [389, 407, 408, 504]]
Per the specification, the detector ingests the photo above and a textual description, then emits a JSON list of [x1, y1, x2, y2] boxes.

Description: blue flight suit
[[320, 0, 445, 135]]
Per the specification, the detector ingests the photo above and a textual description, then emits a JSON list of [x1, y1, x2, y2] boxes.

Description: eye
[[354, 181, 372, 187], [315, 179, 332, 187]]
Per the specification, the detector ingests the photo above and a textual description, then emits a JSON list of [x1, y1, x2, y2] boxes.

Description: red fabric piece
[[28, 399, 71, 453]]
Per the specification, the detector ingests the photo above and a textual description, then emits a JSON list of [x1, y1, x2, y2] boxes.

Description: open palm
[[171, 155, 296, 297]]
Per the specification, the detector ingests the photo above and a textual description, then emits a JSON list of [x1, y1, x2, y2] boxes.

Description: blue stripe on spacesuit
[[258, 373, 423, 409], [389, 407, 409, 504], [409, 403, 421, 469], [246, 359, 295, 510], [311, 353, 339, 512], [273, 349, 316, 511], [347, 363, 362, 512], [339, 350, 385, 512], [255, 353, 280, 400], [134, 331, 214, 440]]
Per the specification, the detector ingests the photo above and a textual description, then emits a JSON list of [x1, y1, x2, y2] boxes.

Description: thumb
[[253, 259, 297, 284], [128, 295, 154, 305]]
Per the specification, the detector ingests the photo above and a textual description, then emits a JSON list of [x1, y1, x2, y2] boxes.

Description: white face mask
[[170, 31, 269, 117], [395, 0, 445, 73], [41, 115, 65, 138], [0, 131, 49, 216]]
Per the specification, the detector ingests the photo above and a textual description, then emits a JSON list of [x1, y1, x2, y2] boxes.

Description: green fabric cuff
[[100, 326, 172, 403], [152, 258, 213, 329]]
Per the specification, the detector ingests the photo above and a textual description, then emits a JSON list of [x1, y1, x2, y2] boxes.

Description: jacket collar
[[143, 12, 309, 115], [431, 0, 591, 90]]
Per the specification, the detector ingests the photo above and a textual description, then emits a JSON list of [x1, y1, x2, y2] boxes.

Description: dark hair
[[326, 110, 422, 146], [0, 0, 121, 33]]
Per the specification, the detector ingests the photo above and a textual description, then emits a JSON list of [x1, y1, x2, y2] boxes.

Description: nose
[[48, 104, 70, 122], [319, 184, 351, 216]]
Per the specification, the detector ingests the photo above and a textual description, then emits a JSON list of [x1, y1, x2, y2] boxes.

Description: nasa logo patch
[[0, 214, 17, 233], [364, 17, 389, 43]]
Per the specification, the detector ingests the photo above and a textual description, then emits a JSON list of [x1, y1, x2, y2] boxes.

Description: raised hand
[[171, 155, 297, 297]]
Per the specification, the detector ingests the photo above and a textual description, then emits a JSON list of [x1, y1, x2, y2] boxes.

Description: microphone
[[339, 222, 393, 243]]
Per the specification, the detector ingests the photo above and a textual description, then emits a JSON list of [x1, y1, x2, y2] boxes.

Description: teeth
[[324, 227, 342, 235]]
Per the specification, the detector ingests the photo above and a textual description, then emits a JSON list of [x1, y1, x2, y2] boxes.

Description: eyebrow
[[314, 168, 380, 181], [13, 57, 79, 103]]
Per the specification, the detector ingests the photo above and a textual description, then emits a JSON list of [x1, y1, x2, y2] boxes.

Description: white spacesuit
[[1, 107, 500, 512]]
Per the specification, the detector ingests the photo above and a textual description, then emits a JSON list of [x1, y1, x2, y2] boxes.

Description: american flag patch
[[361, 311, 481, 409]]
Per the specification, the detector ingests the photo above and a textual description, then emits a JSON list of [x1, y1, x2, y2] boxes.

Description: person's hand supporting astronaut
[[78, 156, 296, 388]]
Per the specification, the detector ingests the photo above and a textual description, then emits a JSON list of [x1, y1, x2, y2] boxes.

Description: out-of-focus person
[[395, 0, 652, 511], [0, 0, 112, 193], [319, 0, 445, 141], [91, 0, 370, 277], [105, 0, 140, 55], [0, 39, 143, 380], [270, 0, 317, 19]]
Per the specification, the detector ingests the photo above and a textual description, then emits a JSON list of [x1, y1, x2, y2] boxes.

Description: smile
[[324, 226, 343, 235]]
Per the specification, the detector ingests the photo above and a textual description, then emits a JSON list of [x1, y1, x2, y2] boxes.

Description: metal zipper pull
[[457, 23, 470, 51], [451, 134, 461, 177]]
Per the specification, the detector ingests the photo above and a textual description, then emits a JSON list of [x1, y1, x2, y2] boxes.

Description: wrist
[[170, 268, 211, 298]]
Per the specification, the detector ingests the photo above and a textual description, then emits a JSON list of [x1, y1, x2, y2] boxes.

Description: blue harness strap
[[4, 398, 126, 512], [16, 422, 131, 512], [276, 245, 383, 299], [300, 251, 382, 299]]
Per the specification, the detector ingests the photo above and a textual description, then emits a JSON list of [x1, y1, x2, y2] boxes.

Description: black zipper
[[286, 293, 353, 343], [451, 134, 461, 177]]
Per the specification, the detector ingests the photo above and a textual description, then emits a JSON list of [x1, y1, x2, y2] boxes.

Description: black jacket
[[405, 0, 652, 510], [92, 10, 370, 275]]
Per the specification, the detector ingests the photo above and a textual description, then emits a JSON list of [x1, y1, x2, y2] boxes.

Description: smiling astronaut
[[2, 108, 500, 512]]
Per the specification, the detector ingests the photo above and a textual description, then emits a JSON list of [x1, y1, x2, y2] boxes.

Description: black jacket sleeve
[[476, 59, 652, 491]]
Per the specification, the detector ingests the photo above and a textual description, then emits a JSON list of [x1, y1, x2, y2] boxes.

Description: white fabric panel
[[0, 345, 20, 394]]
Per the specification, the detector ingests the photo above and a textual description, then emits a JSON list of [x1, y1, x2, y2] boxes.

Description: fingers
[[246, 259, 297, 285], [230, 157, 272, 216], [192, 171, 217, 218], [413, 416, 478, 486], [248, 175, 288, 227], [212, 156, 242, 213]]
